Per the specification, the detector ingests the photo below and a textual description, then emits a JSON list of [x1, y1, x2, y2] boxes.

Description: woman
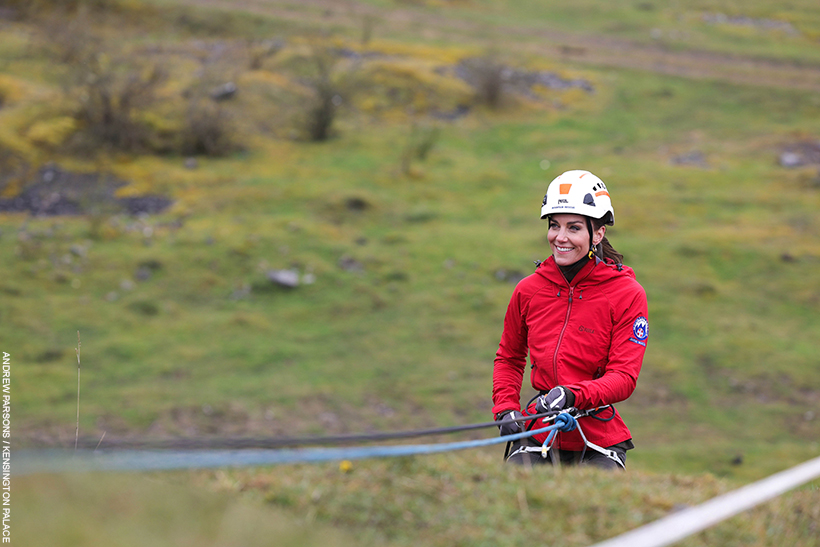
[[492, 170, 648, 469]]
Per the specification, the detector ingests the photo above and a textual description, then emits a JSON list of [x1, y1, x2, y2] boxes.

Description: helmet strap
[[586, 217, 595, 260]]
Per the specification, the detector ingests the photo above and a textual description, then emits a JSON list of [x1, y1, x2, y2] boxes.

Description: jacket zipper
[[550, 263, 595, 450], [552, 287, 574, 387], [552, 286, 574, 450]]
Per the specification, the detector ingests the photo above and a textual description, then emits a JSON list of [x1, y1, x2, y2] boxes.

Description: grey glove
[[535, 386, 576, 414], [495, 410, 522, 436]]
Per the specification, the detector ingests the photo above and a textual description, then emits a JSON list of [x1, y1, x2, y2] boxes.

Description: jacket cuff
[[492, 405, 519, 419], [560, 386, 577, 408]]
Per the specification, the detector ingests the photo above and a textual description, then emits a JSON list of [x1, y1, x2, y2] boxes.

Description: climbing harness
[[505, 405, 625, 469]]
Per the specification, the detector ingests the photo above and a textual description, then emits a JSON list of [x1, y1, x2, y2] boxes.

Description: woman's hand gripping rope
[[502, 405, 625, 468], [541, 411, 578, 458]]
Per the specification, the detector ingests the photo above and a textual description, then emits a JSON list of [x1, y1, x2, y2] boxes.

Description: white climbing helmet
[[540, 170, 614, 225]]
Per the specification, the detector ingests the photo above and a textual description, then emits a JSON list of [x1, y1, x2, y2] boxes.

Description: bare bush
[[306, 80, 340, 142], [72, 57, 166, 152], [303, 48, 342, 142], [291, 43, 359, 142], [180, 100, 238, 157], [0, 145, 31, 196], [459, 55, 509, 109]]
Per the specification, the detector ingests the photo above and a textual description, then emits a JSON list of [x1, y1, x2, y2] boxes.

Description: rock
[[431, 104, 470, 121], [670, 151, 707, 168], [267, 269, 300, 288], [135, 267, 153, 281], [138, 259, 163, 271], [338, 255, 364, 273], [345, 197, 370, 211], [69, 244, 87, 258], [210, 82, 237, 102], [0, 164, 172, 216], [184, 157, 198, 169], [120, 195, 174, 215], [779, 152, 804, 168]]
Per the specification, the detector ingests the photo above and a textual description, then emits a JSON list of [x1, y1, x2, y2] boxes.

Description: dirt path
[[178, 0, 820, 92]]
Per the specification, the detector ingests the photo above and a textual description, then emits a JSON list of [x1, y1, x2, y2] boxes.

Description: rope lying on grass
[[18, 414, 579, 475]]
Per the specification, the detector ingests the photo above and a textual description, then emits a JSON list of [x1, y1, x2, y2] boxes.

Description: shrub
[[302, 48, 342, 142], [460, 55, 509, 109], [180, 100, 239, 157], [0, 145, 31, 197], [68, 52, 167, 153], [291, 43, 358, 142]]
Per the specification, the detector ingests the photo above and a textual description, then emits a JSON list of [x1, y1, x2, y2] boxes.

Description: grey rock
[[338, 255, 364, 273], [779, 152, 804, 168], [671, 151, 707, 168], [267, 269, 300, 288], [135, 267, 153, 281], [210, 82, 237, 102]]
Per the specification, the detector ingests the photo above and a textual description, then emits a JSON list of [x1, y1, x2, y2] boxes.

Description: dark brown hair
[[591, 218, 624, 264]]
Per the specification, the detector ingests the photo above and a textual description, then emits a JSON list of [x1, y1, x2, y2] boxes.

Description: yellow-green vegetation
[[17, 472, 367, 547], [4, 0, 820, 545], [16, 454, 820, 547], [199, 451, 820, 547]]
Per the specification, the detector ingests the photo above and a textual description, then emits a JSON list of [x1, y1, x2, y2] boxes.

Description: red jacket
[[492, 256, 648, 451]]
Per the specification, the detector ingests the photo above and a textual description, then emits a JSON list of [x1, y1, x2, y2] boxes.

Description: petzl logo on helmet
[[632, 317, 649, 341]]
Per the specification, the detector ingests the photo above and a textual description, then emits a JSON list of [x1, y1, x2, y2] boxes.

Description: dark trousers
[[506, 437, 630, 470]]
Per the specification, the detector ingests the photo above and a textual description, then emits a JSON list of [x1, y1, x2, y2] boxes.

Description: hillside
[[3, 1, 820, 545]]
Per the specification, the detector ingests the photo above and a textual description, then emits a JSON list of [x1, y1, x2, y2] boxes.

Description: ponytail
[[599, 236, 623, 264], [591, 219, 623, 265]]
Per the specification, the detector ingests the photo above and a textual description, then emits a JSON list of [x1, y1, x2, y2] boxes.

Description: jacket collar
[[536, 255, 633, 288]]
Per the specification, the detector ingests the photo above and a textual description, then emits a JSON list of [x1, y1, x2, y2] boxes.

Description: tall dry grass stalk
[[74, 331, 81, 452]]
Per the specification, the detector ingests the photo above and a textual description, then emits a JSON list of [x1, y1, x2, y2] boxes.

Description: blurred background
[[4, 0, 820, 545]]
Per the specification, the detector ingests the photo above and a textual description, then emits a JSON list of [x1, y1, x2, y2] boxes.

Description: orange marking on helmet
[[559, 183, 572, 194], [595, 190, 610, 198]]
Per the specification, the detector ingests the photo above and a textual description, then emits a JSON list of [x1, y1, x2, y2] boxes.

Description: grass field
[[3, 0, 820, 545]]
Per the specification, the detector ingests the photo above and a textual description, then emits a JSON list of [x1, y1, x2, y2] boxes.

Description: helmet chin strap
[[586, 217, 595, 260]]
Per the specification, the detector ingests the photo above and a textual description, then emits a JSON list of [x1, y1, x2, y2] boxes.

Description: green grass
[[358, 0, 820, 64], [4, 0, 820, 545], [17, 472, 371, 547]]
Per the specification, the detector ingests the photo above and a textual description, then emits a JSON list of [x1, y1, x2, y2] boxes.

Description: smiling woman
[[492, 170, 648, 470]]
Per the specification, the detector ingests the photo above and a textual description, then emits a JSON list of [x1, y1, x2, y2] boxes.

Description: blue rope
[[543, 411, 577, 449], [17, 417, 573, 475]]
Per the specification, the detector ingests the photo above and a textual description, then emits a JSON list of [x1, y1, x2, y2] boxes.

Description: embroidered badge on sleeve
[[629, 316, 649, 347]]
